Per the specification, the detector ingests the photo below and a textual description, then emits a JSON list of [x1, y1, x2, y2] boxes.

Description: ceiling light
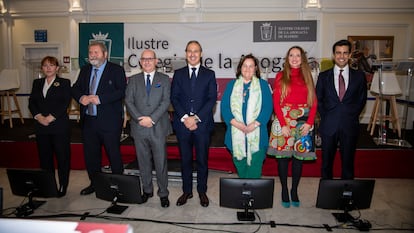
[[183, 0, 199, 9], [305, 0, 321, 8], [69, 0, 83, 12]]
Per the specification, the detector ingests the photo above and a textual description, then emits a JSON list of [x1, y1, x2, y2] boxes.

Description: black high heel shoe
[[58, 185, 67, 197]]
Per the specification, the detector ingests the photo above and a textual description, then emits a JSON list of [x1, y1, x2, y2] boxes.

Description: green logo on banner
[[79, 23, 124, 68]]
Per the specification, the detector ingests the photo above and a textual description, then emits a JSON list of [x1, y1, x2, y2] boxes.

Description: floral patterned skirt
[[267, 103, 316, 160]]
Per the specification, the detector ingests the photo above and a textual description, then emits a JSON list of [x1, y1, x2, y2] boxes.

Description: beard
[[89, 58, 103, 67]]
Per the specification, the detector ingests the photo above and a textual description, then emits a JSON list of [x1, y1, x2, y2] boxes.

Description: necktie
[[146, 74, 151, 96], [190, 67, 197, 89], [190, 67, 197, 114], [338, 69, 345, 101], [88, 68, 98, 115]]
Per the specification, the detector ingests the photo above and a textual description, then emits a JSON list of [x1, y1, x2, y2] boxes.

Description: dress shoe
[[142, 192, 153, 203], [199, 193, 209, 207], [290, 189, 299, 205], [291, 201, 300, 207], [58, 185, 67, 198], [160, 197, 170, 208], [281, 201, 291, 208], [143, 192, 153, 198], [176, 193, 193, 206], [80, 185, 95, 195]]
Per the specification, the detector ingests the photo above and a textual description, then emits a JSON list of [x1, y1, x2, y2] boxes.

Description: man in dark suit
[[125, 49, 172, 208], [316, 39, 367, 180], [171, 40, 217, 207], [72, 41, 126, 195]]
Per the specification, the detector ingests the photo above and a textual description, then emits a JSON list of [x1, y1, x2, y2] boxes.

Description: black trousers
[[36, 133, 71, 187]]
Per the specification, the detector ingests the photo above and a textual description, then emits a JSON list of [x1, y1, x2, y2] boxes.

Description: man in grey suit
[[125, 49, 172, 208]]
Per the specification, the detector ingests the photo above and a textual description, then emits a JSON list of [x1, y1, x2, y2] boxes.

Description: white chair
[[367, 71, 402, 137], [0, 69, 25, 128]]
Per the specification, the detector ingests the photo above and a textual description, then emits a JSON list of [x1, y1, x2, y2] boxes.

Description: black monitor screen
[[92, 172, 144, 204], [316, 179, 375, 210], [7, 168, 58, 198], [220, 178, 274, 210]]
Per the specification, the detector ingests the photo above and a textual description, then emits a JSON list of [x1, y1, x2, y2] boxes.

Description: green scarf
[[230, 76, 262, 165]]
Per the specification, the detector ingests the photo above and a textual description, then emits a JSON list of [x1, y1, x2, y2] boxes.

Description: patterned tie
[[338, 69, 345, 101], [88, 68, 98, 115], [146, 74, 151, 96]]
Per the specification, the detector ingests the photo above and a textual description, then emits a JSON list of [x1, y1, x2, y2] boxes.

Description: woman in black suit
[[29, 56, 72, 197]]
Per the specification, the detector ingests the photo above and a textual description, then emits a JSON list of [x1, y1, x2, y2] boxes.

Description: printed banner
[[253, 20, 317, 42], [124, 22, 319, 78], [79, 21, 319, 121], [79, 23, 124, 68]]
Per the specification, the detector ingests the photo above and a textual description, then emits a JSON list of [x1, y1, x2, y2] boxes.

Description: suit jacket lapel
[[97, 66, 106, 92], [346, 69, 357, 97], [153, 72, 160, 88], [45, 78, 59, 99], [327, 69, 339, 99]]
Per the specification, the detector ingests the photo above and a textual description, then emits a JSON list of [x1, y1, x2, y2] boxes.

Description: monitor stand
[[237, 208, 255, 221], [106, 203, 128, 214], [106, 194, 128, 215], [16, 193, 46, 217], [332, 211, 354, 223]]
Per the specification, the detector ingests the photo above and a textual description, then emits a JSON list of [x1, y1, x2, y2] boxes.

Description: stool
[[67, 98, 80, 122], [0, 69, 24, 128], [367, 94, 401, 138], [367, 71, 402, 138]]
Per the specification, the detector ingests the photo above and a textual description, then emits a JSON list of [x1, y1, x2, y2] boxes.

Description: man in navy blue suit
[[171, 40, 217, 207], [316, 39, 367, 180], [72, 41, 126, 195]]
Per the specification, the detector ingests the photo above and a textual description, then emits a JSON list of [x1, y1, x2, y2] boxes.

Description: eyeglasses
[[140, 58, 156, 62]]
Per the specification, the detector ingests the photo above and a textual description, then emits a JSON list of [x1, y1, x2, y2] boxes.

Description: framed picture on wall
[[347, 35, 394, 87]]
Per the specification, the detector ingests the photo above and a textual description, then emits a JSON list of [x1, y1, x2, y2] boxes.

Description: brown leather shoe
[[199, 193, 209, 207], [176, 193, 193, 206]]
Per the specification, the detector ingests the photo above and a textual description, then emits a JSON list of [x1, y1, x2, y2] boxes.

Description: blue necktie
[[88, 68, 98, 115], [146, 74, 151, 96]]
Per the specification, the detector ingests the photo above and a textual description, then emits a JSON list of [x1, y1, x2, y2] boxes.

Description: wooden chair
[[0, 69, 24, 128], [367, 71, 402, 138], [67, 98, 80, 122]]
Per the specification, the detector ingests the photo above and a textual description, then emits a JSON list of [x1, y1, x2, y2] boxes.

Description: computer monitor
[[219, 178, 274, 221], [316, 179, 375, 222], [6, 168, 58, 217], [92, 172, 145, 214]]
